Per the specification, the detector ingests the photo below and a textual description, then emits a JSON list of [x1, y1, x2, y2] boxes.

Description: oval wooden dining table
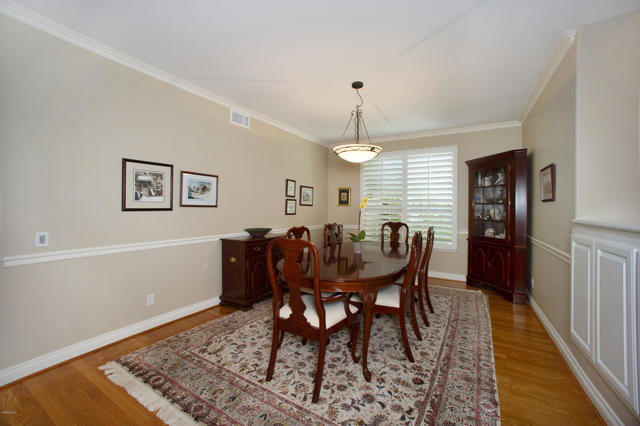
[[300, 240, 410, 382]]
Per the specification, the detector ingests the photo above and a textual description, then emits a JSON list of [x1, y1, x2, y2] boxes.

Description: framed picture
[[122, 158, 173, 211], [300, 185, 314, 206], [285, 178, 296, 198], [540, 164, 556, 202], [180, 171, 218, 207], [337, 187, 351, 206], [285, 199, 296, 215]]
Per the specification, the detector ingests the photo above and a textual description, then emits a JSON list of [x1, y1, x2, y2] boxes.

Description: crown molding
[[520, 28, 577, 122], [0, 0, 323, 146], [360, 121, 522, 145]]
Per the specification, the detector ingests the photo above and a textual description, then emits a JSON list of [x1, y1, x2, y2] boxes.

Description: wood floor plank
[[0, 281, 604, 425]]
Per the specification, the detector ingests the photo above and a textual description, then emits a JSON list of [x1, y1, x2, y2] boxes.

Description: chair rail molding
[[2, 225, 325, 268], [528, 235, 571, 264]]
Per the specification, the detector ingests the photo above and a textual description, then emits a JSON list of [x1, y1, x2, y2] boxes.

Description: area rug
[[100, 286, 500, 425]]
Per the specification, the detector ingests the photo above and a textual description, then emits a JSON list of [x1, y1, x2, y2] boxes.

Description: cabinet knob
[[229, 256, 237, 264], [254, 246, 261, 252]]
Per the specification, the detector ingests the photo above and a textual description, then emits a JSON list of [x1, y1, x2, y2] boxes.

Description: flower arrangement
[[348, 196, 369, 242]]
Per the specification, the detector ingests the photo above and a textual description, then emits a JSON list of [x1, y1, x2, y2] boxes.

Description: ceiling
[[6, 0, 640, 144]]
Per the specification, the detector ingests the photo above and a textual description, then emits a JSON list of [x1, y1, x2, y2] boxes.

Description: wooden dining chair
[[417, 227, 435, 321], [351, 231, 423, 362], [266, 238, 359, 403], [323, 223, 343, 247], [380, 221, 409, 250], [286, 225, 311, 241]]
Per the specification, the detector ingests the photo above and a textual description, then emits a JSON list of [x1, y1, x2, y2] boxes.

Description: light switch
[[35, 232, 49, 247]]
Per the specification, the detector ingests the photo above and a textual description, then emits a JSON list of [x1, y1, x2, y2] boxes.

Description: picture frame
[[540, 163, 556, 202], [285, 178, 296, 198], [285, 199, 296, 215], [300, 185, 314, 206], [180, 171, 218, 207], [337, 187, 351, 206], [122, 158, 173, 211]]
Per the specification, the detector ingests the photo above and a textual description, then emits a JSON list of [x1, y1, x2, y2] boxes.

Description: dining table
[[299, 239, 410, 382]]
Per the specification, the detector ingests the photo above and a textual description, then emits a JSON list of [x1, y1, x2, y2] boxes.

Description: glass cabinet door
[[472, 166, 506, 240]]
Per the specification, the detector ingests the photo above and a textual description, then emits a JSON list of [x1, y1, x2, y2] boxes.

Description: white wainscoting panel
[[571, 234, 593, 357], [570, 228, 639, 416], [594, 240, 637, 410]]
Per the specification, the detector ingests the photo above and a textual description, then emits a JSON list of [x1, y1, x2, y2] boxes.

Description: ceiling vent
[[230, 109, 251, 129]]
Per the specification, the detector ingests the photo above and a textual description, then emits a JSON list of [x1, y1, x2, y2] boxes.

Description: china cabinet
[[466, 149, 528, 304]]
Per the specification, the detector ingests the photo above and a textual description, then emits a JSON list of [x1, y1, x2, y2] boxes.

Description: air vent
[[230, 110, 251, 129]]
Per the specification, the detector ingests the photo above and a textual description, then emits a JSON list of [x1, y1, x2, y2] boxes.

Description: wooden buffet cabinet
[[466, 149, 528, 304], [220, 234, 282, 309]]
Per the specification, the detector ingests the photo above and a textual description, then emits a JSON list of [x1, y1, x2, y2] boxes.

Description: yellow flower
[[359, 197, 369, 209]]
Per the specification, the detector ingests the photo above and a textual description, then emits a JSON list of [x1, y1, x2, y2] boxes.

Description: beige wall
[[524, 19, 639, 424], [326, 152, 360, 226], [0, 15, 328, 369], [575, 10, 640, 226], [374, 127, 523, 277]]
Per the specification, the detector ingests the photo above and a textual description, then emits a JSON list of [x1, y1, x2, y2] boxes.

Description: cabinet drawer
[[246, 241, 268, 257]]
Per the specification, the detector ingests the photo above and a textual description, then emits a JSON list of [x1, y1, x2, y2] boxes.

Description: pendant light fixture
[[333, 81, 382, 163]]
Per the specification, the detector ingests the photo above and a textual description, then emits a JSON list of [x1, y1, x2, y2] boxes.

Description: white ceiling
[[6, 0, 640, 144]]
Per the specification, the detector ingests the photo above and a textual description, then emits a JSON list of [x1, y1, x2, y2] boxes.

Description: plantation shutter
[[360, 146, 457, 250], [361, 154, 404, 241]]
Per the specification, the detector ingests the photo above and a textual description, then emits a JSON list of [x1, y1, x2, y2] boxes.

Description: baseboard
[[528, 294, 623, 425], [429, 271, 466, 282], [0, 296, 220, 387]]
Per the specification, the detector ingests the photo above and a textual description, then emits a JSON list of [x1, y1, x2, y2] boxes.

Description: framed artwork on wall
[[180, 171, 218, 207], [285, 199, 296, 215], [122, 158, 173, 211], [285, 178, 296, 198], [337, 187, 351, 206], [540, 164, 556, 202], [300, 185, 314, 206]]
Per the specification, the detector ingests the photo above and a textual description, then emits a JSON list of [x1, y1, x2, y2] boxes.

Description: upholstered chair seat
[[279, 294, 358, 328]]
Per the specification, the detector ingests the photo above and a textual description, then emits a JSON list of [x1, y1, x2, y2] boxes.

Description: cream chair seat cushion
[[279, 294, 358, 328], [350, 285, 401, 308]]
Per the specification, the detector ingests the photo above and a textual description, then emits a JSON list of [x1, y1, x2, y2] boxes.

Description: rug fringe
[[99, 361, 198, 425]]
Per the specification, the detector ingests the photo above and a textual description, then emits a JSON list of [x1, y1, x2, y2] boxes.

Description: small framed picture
[[285, 199, 296, 215], [337, 187, 351, 206], [180, 171, 218, 207], [300, 185, 313, 206], [540, 164, 556, 202], [122, 158, 173, 211], [285, 178, 296, 198]]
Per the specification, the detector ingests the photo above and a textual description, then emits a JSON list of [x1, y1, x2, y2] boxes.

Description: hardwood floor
[[0, 280, 603, 425]]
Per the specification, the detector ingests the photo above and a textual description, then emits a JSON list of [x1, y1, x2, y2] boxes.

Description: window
[[360, 146, 457, 250]]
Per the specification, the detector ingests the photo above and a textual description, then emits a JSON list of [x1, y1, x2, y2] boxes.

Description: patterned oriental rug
[[100, 286, 500, 425]]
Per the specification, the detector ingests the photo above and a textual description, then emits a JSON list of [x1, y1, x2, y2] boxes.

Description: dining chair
[[323, 223, 343, 247], [380, 221, 409, 250], [266, 238, 359, 403], [351, 231, 423, 362], [417, 227, 435, 321], [286, 225, 311, 240]]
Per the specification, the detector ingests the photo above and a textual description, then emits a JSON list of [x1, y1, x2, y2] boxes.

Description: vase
[[353, 241, 362, 254]]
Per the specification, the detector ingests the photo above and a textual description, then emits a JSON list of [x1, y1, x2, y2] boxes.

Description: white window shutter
[[360, 146, 457, 250]]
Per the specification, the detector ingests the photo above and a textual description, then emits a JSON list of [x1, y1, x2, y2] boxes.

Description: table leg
[[361, 288, 377, 382]]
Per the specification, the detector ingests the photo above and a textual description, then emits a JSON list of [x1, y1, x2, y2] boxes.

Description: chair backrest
[[267, 238, 325, 330], [381, 222, 409, 249], [323, 223, 343, 248], [418, 226, 434, 283], [286, 226, 311, 240], [399, 232, 422, 295]]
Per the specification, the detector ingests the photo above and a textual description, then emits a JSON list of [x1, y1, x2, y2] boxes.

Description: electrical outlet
[[146, 293, 155, 306], [531, 277, 535, 288], [35, 232, 49, 247]]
